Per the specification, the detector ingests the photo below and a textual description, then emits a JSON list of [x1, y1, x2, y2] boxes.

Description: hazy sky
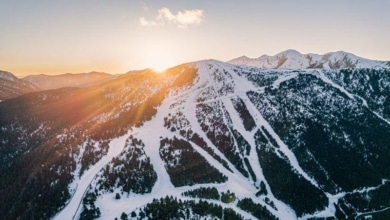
[[1, 0, 389, 75]]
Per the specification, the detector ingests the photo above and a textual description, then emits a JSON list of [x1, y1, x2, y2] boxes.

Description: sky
[[0, 0, 389, 75]]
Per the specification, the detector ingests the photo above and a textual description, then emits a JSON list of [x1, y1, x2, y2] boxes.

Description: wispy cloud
[[139, 7, 204, 28], [138, 17, 158, 27]]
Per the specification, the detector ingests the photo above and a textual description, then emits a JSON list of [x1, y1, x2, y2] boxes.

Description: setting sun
[[141, 42, 180, 72]]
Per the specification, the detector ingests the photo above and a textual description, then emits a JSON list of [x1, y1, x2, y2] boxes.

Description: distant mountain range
[[1, 50, 390, 219], [23, 72, 117, 90], [0, 71, 118, 101], [228, 49, 390, 69], [0, 70, 37, 101]]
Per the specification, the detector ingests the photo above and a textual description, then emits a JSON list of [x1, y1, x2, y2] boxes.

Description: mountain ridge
[[228, 50, 390, 69], [0, 70, 38, 101], [23, 71, 117, 90]]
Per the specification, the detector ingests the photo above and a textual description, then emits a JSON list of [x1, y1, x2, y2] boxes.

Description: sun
[[142, 43, 179, 72]]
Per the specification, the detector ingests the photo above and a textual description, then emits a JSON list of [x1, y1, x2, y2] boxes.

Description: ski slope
[[54, 133, 130, 220], [52, 59, 390, 220]]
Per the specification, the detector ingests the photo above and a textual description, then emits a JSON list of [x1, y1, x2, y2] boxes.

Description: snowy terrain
[[54, 133, 130, 219], [49, 60, 390, 220], [228, 49, 390, 69]]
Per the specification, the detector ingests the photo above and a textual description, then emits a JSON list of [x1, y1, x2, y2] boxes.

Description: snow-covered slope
[[228, 49, 390, 69], [0, 70, 19, 81], [1, 61, 390, 220]]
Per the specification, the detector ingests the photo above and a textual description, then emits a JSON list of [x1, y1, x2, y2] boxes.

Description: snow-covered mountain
[[23, 71, 117, 90], [0, 70, 38, 101], [1, 58, 390, 220], [228, 49, 390, 69]]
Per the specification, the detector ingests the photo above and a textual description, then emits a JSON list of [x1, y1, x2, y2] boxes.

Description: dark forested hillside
[[0, 65, 197, 219]]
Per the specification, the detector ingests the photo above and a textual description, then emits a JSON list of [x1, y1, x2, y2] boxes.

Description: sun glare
[[141, 42, 179, 72]]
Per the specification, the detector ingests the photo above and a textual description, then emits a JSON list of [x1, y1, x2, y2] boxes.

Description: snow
[[355, 96, 390, 126], [301, 192, 345, 220], [374, 112, 390, 125], [228, 50, 389, 70], [310, 70, 355, 100], [312, 71, 390, 127], [71, 60, 291, 219], [82, 62, 254, 219], [51, 58, 390, 220], [355, 206, 390, 220], [272, 72, 299, 88], [0, 70, 18, 81], [51, 60, 303, 219], [195, 61, 298, 219], [54, 132, 130, 220]]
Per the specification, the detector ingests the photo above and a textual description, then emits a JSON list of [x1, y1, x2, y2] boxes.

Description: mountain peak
[[276, 49, 302, 57], [237, 55, 250, 59], [227, 56, 251, 65], [0, 70, 37, 100], [0, 70, 18, 81]]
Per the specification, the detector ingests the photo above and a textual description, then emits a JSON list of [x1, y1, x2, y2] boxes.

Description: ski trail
[[184, 92, 241, 175], [244, 94, 320, 187], [62, 61, 358, 220], [186, 62, 251, 177], [192, 61, 297, 218], [372, 111, 390, 125], [232, 68, 325, 189], [212, 69, 267, 183], [354, 95, 390, 126], [196, 61, 296, 218], [310, 70, 355, 100], [220, 97, 292, 219], [355, 206, 390, 220], [174, 86, 241, 179], [92, 64, 258, 219], [134, 105, 175, 193], [310, 70, 390, 126], [97, 63, 315, 219], [93, 90, 182, 219], [190, 63, 290, 218], [219, 65, 297, 219], [54, 132, 130, 220], [67, 142, 87, 197], [272, 72, 299, 88]]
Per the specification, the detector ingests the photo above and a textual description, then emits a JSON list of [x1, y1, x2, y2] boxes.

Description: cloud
[[139, 7, 204, 28], [138, 17, 158, 27]]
